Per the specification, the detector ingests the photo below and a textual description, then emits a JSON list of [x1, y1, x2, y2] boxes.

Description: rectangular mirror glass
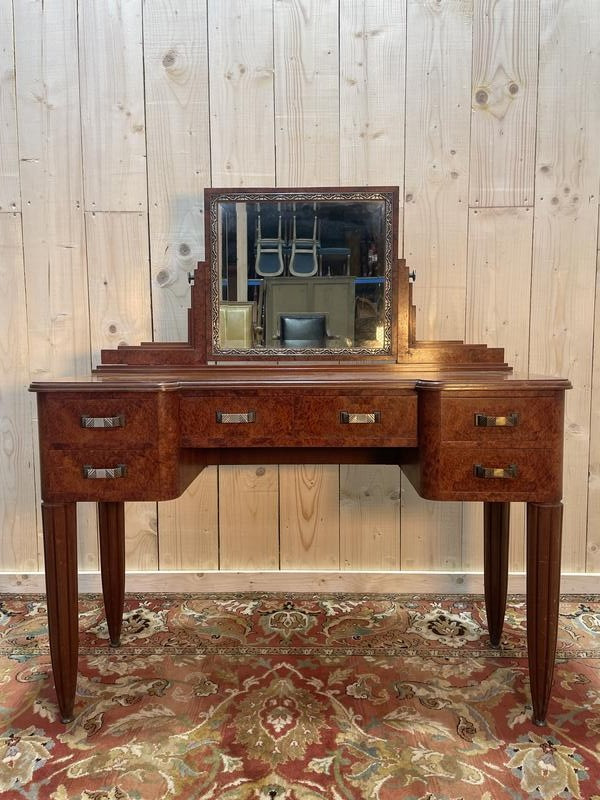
[[206, 188, 397, 358]]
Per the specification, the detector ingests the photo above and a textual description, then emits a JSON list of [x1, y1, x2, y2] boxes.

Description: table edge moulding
[[29, 186, 571, 726]]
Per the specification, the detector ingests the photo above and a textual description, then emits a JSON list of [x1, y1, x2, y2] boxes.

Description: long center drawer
[[180, 390, 418, 447]]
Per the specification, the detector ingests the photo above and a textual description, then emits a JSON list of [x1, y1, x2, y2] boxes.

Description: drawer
[[180, 394, 292, 446], [294, 393, 417, 446], [40, 448, 175, 502], [422, 446, 562, 502], [39, 394, 158, 449], [440, 395, 562, 448]]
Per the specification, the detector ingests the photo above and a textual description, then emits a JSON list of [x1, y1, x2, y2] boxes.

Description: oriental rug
[[1, 593, 599, 800]]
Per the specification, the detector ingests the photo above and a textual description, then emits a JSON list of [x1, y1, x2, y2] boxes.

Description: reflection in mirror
[[208, 189, 395, 356]]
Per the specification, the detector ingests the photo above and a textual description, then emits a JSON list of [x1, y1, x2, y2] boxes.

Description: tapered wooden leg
[[98, 501, 126, 647], [42, 501, 78, 723], [527, 501, 563, 726], [483, 501, 510, 647]]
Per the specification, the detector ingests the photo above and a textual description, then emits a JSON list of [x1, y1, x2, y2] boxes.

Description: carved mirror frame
[[205, 186, 399, 361]]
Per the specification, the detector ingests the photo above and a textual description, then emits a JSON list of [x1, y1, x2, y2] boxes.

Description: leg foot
[[98, 501, 126, 647], [483, 501, 510, 647], [527, 501, 562, 726], [42, 502, 78, 723]]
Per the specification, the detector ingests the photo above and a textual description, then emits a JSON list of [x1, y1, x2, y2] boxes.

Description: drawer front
[[294, 393, 417, 446], [40, 394, 158, 448], [423, 447, 561, 501], [40, 448, 169, 502], [440, 395, 561, 447], [180, 395, 292, 446]]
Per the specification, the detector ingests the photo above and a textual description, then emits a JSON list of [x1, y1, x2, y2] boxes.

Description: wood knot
[[508, 82, 519, 95], [255, 467, 266, 477], [475, 89, 488, 105], [179, 243, 191, 256], [156, 269, 171, 286], [162, 50, 177, 68]]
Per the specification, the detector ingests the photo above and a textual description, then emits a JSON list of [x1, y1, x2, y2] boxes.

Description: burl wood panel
[[406, 388, 565, 503], [39, 393, 159, 448], [180, 392, 292, 446], [293, 392, 417, 447], [37, 390, 183, 503], [420, 447, 562, 502], [181, 389, 418, 448], [440, 395, 563, 447]]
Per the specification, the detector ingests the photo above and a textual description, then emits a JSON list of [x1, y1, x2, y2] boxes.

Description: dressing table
[[30, 187, 570, 726]]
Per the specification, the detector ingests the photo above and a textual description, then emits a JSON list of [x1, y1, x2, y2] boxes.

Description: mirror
[[206, 188, 398, 358]]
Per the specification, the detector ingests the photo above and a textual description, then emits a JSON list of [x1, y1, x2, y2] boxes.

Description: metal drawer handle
[[82, 464, 127, 479], [216, 411, 256, 424], [340, 411, 381, 424], [473, 464, 518, 479], [81, 414, 125, 429], [474, 412, 519, 428]]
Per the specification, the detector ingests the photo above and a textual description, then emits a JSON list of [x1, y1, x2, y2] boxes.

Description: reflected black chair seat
[[279, 314, 327, 348]]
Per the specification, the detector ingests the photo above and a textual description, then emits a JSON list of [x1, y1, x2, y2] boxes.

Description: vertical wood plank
[[274, 0, 340, 186], [404, 0, 472, 341], [273, 0, 341, 570], [79, 0, 147, 211], [85, 212, 153, 364], [14, 0, 98, 569], [466, 207, 533, 376], [339, 0, 406, 192], [0, 0, 19, 211], [207, 0, 276, 571], [338, 0, 404, 572], [280, 465, 340, 569], [14, 0, 90, 390], [219, 466, 279, 570], [530, 0, 600, 572], [402, 0, 473, 570], [144, 0, 211, 342], [124, 501, 158, 571], [469, 0, 539, 207], [208, 0, 275, 186], [0, 213, 38, 571], [588, 252, 600, 571], [159, 468, 218, 570], [85, 211, 158, 569], [340, 465, 401, 570], [400, 480, 462, 572], [462, 206, 535, 570], [144, 0, 217, 569]]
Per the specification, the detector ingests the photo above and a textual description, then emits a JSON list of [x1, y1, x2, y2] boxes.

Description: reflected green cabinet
[[264, 276, 356, 347]]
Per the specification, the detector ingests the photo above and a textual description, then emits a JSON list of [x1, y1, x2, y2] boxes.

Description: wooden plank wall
[[1, 0, 600, 583]]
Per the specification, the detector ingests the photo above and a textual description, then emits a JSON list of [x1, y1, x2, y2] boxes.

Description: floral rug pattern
[[1, 593, 600, 799]]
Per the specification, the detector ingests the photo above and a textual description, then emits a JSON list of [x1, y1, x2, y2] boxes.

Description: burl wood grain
[[180, 389, 418, 448], [407, 387, 565, 503]]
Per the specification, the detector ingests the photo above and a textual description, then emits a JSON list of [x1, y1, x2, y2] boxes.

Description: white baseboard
[[1, 570, 598, 595]]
